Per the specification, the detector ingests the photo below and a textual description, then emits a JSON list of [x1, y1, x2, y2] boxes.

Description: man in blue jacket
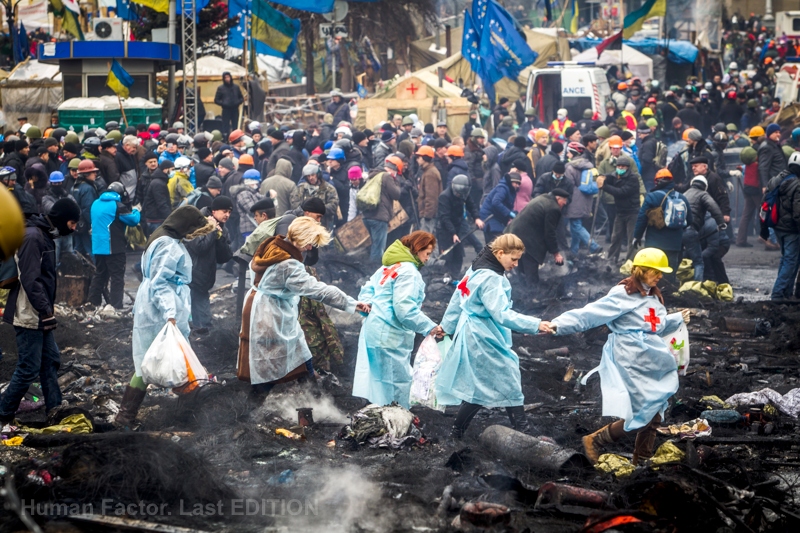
[[1, 199, 81, 424], [633, 168, 693, 283], [479, 172, 521, 244], [88, 182, 141, 309]]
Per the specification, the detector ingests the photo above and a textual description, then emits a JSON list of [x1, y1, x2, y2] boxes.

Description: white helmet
[[174, 156, 192, 169], [729, 62, 738, 71], [173, 121, 185, 129], [789, 151, 800, 167], [249, 121, 261, 132], [704, 82, 713, 90], [691, 176, 708, 190], [19, 123, 31, 134]]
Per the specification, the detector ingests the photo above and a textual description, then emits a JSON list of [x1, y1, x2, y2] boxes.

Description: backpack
[[654, 141, 668, 169], [646, 190, 688, 229], [356, 172, 383, 212], [760, 173, 797, 230], [180, 189, 204, 207], [577, 168, 599, 195]]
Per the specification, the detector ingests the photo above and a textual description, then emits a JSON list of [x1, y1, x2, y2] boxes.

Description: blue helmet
[[329, 147, 346, 161], [243, 169, 261, 181], [792, 127, 800, 143], [49, 171, 65, 183]]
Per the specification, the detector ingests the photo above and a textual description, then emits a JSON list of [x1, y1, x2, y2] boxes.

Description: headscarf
[[145, 205, 214, 250]]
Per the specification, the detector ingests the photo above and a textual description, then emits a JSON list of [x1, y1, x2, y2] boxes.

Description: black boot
[[450, 402, 482, 439], [114, 386, 146, 428], [506, 406, 531, 433]]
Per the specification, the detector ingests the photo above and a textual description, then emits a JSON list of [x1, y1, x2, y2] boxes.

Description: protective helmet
[[50, 127, 67, 140], [106, 130, 122, 142], [446, 145, 464, 157], [77, 160, 99, 174], [0, 166, 17, 182], [165, 133, 180, 144], [727, 123, 739, 133], [704, 82, 713, 90], [740, 147, 757, 165], [470, 128, 486, 138], [49, 171, 64, 183], [682, 129, 692, 141], [228, 129, 245, 143], [729, 62, 738, 70], [25, 126, 42, 139], [243, 169, 261, 181], [789, 151, 800, 167], [618, 82, 628, 90], [0, 185, 25, 261], [650, 80, 660, 88], [748, 126, 765, 138], [713, 132, 728, 143], [401, 116, 414, 126], [747, 99, 758, 109], [107, 181, 125, 195], [415, 146, 435, 158], [95, 127, 108, 138], [248, 121, 261, 132], [726, 90, 737, 100], [173, 121, 185, 129], [633, 247, 673, 273], [607, 135, 623, 148], [792, 127, 800, 142], [641, 107, 654, 116], [64, 132, 80, 144], [83, 136, 101, 148], [174, 156, 192, 169], [567, 141, 585, 154], [211, 130, 223, 142], [385, 155, 404, 174], [655, 168, 673, 180], [177, 135, 191, 148], [148, 123, 161, 132], [691, 176, 708, 190], [699, 89, 709, 97], [451, 174, 471, 197], [328, 147, 346, 161], [68, 158, 82, 170], [333, 139, 353, 153], [105, 121, 119, 131]]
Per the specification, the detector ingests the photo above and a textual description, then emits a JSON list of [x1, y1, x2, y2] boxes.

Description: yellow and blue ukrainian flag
[[106, 59, 134, 98], [623, 0, 666, 39], [251, 0, 301, 59]]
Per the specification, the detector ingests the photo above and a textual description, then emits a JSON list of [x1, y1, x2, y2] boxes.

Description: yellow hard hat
[[748, 126, 765, 138], [632, 247, 673, 273], [0, 186, 25, 261], [641, 107, 654, 116]]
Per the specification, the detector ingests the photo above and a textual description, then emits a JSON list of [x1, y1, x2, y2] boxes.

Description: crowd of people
[[3, 29, 800, 461]]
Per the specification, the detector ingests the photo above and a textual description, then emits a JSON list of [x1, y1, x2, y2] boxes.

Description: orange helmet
[[228, 129, 245, 143], [446, 145, 464, 157], [682, 129, 691, 141], [655, 169, 673, 180], [607, 135, 623, 148], [385, 155, 404, 174], [748, 126, 765, 138], [415, 145, 435, 158], [238, 154, 254, 165], [618, 82, 628, 91], [764, 57, 773, 65]]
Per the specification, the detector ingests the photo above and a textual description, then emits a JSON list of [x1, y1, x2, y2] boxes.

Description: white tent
[[0, 59, 62, 130], [157, 56, 249, 80], [573, 44, 653, 81]]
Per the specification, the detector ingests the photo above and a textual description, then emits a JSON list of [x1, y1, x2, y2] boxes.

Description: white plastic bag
[[410, 335, 451, 412], [141, 323, 209, 392], [661, 322, 690, 376]]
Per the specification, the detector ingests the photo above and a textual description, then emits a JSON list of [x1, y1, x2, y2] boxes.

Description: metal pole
[[167, 0, 176, 120]]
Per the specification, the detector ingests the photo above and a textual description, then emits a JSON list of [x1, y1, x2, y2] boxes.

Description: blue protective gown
[[132, 236, 193, 376], [352, 261, 437, 408], [435, 268, 541, 408], [551, 285, 683, 431], [249, 259, 357, 385]]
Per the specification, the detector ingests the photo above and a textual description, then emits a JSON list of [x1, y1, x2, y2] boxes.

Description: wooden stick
[[117, 93, 129, 129]]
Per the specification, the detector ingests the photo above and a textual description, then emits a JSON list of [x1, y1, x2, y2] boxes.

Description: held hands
[[430, 325, 445, 339], [538, 321, 557, 334], [681, 309, 691, 324], [356, 302, 372, 314]]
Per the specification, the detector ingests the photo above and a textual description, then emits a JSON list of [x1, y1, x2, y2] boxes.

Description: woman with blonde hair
[[353, 231, 444, 408], [241, 217, 370, 395], [543, 248, 690, 464], [435, 234, 550, 438]]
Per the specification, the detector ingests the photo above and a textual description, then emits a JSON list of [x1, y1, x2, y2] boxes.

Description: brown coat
[[418, 163, 442, 219]]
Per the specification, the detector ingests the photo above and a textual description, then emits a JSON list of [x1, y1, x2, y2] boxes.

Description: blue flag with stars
[[463, 8, 493, 103], [472, 0, 488, 32], [479, 0, 537, 88]]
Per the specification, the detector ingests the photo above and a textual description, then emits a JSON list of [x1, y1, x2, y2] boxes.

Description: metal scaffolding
[[181, 0, 198, 135]]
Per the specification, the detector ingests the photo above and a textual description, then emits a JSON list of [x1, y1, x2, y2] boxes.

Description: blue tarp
[[570, 38, 698, 65]]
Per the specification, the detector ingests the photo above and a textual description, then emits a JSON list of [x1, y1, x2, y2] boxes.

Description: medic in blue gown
[[116, 206, 216, 427], [543, 248, 691, 465], [353, 231, 444, 408], [435, 234, 550, 438]]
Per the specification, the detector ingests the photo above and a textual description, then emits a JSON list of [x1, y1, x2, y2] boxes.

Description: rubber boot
[[506, 406, 530, 433], [114, 386, 146, 428], [582, 424, 617, 464], [632, 416, 661, 465], [450, 402, 482, 439]]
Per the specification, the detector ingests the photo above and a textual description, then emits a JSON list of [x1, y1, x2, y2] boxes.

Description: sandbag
[[676, 258, 694, 283], [356, 172, 383, 212], [141, 323, 208, 393], [619, 260, 633, 276], [716, 283, 734, 301]]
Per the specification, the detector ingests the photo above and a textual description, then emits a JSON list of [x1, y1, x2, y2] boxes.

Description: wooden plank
[[335, 202, 408, 252]]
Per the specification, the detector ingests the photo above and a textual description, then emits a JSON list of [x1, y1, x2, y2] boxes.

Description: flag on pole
[[268, 0, 333, 13], [49, 0, 84, 39], [130, 0, 168, 15], [596, 30, 623, 57], [623, 0, 666, 39], [14, 23, 29, 64], [251, 0, 301, 59], [107, 59, 135, 98], [562, 0, 579, 34]]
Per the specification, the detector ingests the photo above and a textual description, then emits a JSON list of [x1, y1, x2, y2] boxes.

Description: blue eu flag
[[479, 1, 538, 86]]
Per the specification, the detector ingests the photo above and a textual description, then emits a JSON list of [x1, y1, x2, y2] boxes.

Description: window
[[86, 74, 150, 98], [793, 18, 800, 32], [63, 74, 82, 100]]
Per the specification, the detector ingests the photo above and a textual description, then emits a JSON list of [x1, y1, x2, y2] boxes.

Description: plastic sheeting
[[157, 56, 251, 80], [569, 38, 699, 65], [0, 59, 62, 129], [58, 96, 161, 111], [573, 44, 653, 81], [726, 388, 800, 418]]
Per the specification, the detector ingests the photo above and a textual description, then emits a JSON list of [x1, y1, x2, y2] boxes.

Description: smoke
[[254, 386, 350, 425]]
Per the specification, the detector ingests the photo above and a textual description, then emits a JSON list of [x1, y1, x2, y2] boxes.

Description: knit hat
[[508, 172, 522, 183], [210, 195, 233, 211], [615, 155, 632, 167], [686, 129, 703, 141], [551, 141, 563, 154], [143, 151, 158, 162], [250, 198, 274, 213], [352, 131, 366, 144], [48, 198, 82, 235], [206, 176, 223, 189], [44, 137, 59, 148], [196, 147, 212, 160], [551, 187, 570, 199], [766, 123, 781, 136], [63, 142, 81, 155], [159, 160, 175, 171], [301, 197, 326, 215], [564, 126, 578, 139], [15, 140, 28, 151], [381, 130, 395, 142], [348, 166, 363, 181], [513, 136, 527, 148], [595, 125, 610, 139], [218, 157, 236, 171], [552, 161, 566, 174]]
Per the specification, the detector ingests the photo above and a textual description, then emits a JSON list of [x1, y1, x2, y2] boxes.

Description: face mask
[[553, 174, 563, 181], [616, 168, 626, 175], [557, 113, 566, 120], [246, 180, 259, 190], [169, 170, 176, 178]]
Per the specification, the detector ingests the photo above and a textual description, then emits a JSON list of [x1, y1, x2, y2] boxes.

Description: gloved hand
[[41, 315, 57, 331], [729, 170, 742, 179], [631, 238, 641, 248], [726, 181, 735, 192]]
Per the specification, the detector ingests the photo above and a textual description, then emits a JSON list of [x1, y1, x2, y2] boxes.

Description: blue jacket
[[634, 181, 693, 252], [158, 150, 180, 164], [479, 175, 517, 233], [91, 191, 141, 255]]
